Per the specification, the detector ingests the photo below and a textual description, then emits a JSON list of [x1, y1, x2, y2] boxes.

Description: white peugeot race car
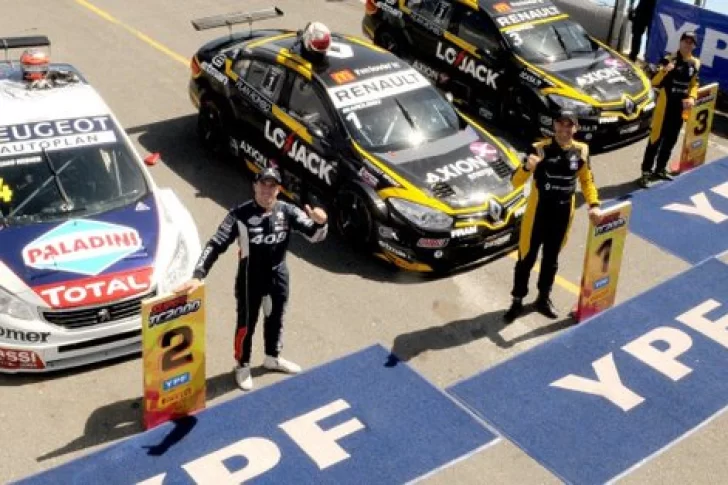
[[0, 36, 201, 373]]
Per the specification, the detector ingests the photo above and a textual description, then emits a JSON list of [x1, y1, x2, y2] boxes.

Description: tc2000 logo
[[149, 296, 202, 328]]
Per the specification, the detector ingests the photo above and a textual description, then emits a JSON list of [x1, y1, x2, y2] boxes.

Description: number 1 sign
[[671, 83, 719, 174], [141, 285, 207, 430]]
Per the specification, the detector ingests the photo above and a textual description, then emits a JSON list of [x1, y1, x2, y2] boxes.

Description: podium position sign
[[574, 201, 632, 323], [671, 83, 719, 174], [141, 286, 206, 430]]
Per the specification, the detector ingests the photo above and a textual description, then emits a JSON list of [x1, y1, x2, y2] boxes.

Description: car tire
[[197, 96, 232, 158], [335, 186, 376, 251]]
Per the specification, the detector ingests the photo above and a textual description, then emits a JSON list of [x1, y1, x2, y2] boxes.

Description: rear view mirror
[[144, 153, 161, 166]]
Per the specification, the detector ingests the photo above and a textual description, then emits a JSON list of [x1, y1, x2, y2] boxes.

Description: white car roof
[[0, 66, 113, 126]]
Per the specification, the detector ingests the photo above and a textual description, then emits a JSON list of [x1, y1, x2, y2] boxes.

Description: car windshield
[[335, 85, 460, 152], [0, 122, 149, 226], [503, 19, 596, 64]]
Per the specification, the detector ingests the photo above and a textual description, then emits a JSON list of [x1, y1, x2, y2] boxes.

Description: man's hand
[[682, 97, 696, 110], [588, 207, 602, 226], [526, 153, 542, 171], [305, 204, 328, 224], [664, 61, 675, 72], [174, 278, 203, 294]]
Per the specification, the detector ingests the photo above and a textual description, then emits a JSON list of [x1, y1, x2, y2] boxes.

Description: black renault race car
[[188, 8, 528, 272], [363, 0, 656, 150]]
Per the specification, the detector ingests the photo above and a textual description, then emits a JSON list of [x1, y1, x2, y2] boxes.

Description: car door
[[442, 5, 509, 120], [227, 57, 287, 172], [400, 0, 453, 80], [272, 73, 340, 203]]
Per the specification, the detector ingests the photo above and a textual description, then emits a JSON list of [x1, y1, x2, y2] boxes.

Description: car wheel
[[197, 97, 230, 157], [335, 186, 375, 251]]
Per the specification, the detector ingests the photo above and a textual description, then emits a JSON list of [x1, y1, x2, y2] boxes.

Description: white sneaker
[[263, 355, 302, 374], [234, 364, 253, 390]]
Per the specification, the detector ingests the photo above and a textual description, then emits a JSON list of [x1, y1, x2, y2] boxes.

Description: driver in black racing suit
[[175, 168, 328, 391]]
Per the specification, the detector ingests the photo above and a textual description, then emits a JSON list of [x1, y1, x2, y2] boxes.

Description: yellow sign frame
[[672, 82, 720, 174]]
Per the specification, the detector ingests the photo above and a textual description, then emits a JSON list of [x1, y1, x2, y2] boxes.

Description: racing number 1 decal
[[160, 326, 194, 371]]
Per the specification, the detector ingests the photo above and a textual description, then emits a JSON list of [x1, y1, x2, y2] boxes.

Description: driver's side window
[[453, 8, 502, 55], [284, 76, 334, 135], [245, 60, 285, 102]]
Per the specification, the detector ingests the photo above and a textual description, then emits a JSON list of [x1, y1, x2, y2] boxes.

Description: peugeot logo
[[624, 98, 635, 115], [489, 199, 503, 222], [97, 308, 111, 323]]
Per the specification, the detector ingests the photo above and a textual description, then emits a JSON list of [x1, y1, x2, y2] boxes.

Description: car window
[[409, 0, 453, 27], [453, 8, 502, 55], [284, 75, 334, 134], [233, 58, 251, 79], [245, 60, 285, 102], [504, 19, 596, 63]]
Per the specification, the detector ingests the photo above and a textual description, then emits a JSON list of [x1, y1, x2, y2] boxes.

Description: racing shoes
[[653, 170, 674, 181], [536, 295, 559, 319], [234, 364, 253, 391], [638, 171, 652, 188], [264, 356, 302, 374], [504, 298, 524, 323]]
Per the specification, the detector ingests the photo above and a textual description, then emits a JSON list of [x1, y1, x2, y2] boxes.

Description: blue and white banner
[[646, 0, 728, 92]]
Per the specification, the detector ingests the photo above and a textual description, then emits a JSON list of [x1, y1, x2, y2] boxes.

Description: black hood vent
[[430, 181, 456, 199]]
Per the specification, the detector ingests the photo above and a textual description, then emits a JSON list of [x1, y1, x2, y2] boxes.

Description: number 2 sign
[[141, 285, 207, 430]]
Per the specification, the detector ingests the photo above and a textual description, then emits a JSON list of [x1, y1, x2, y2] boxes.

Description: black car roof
[[246, 31, 412, 88]]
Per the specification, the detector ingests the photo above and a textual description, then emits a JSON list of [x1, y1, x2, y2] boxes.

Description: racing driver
[[639, 31, 700, 188], [175, 168, 328, 390], [504, 111, 602, 323]]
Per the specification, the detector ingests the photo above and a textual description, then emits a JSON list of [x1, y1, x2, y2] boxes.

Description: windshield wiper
[[41, 149, 73, 209], [394, 98, 419, 131]]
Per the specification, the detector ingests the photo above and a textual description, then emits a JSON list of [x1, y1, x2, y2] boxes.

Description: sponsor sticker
[[0, 347, 44, 370], [22, 219, 143, 276], [264, 121, 335, 185], [494, 5, 561, 28], [469, 142, 498, 161], [32, 267, 153, 308], [330, 69, 357, 84], [327, 69, 430, 109], [0, 116, 117, 156]]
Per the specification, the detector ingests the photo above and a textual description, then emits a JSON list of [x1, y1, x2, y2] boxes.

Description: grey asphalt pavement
[[2, 1, 728, 483]]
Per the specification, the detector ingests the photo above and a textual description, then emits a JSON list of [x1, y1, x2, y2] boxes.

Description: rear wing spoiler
[[1, 35, 51, 62], [191, 7, 284, 36]]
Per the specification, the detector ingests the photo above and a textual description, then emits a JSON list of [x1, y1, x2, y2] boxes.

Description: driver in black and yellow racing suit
[[639, 31, 700, 187], [504, 110, 602, 323]]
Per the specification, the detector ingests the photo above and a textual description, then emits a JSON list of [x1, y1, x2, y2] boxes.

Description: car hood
[[542, 50, 647, 103], [0, 193, 160, 309], [372, 126, 516, 209]]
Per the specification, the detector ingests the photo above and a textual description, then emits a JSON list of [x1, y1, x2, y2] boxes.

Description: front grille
[[43, 289, 157, 330], [430, 181, 456, 198]]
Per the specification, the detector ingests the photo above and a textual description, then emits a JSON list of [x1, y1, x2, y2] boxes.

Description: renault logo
[[97, 308, 111, 323], [624, 98, 635, 115], [489, 199, 503, 222]]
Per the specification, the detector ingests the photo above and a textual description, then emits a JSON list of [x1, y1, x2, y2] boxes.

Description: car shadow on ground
[[383, 304, 577, 366], [33, 363, 270, 462], [126, 115, 435, 284]]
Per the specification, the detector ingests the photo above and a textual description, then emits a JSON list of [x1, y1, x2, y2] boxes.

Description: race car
[[188, 8, 528, 273], [0, 36, 201, 373], [363, 0, 656, 150]]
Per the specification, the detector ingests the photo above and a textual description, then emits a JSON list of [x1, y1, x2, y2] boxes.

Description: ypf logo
[[22, 219, 143, 276]]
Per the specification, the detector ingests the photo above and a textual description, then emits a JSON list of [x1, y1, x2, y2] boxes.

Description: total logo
[[264, 121, 335, 185], [22, 219, 143, 276], [32, 267, 152, 308], [435, 43, 499, 89]]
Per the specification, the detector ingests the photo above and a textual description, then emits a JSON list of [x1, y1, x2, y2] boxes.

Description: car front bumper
[[0, 290, 154, 374]]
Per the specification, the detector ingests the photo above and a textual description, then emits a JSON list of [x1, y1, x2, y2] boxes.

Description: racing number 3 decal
[[693, 108, 710, 136], [160, 326, 194, 371]]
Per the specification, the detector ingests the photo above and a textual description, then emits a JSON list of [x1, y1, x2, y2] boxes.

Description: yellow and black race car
[[188, 7, 528, 272], [363, 0, 656, 150]]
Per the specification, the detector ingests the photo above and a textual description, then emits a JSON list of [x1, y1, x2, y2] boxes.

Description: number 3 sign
[[141, 285, 207, 430], [673, 82, 719, 174]]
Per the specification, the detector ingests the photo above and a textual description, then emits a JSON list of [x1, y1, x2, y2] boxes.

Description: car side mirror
[[144, 153, 161, 166]]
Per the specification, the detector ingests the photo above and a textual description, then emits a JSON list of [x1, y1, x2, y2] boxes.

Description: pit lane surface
[[2, 1, 728, 483]]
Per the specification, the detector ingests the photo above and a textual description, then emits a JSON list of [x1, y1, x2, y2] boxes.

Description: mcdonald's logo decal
[[493, 2, 511, 13], [330, 69, 357, 84]]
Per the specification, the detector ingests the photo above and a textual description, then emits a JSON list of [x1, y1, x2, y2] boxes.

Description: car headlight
[[548, 94, 598, 117], [159, 232, 191, 293], [388, 198, 453, 231], [0, 286, 36, 320]]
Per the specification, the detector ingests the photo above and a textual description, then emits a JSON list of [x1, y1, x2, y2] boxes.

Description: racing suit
[[192, 200, 327, 366], [510, 138, 601, 300], [641, 52, 700, 177]]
